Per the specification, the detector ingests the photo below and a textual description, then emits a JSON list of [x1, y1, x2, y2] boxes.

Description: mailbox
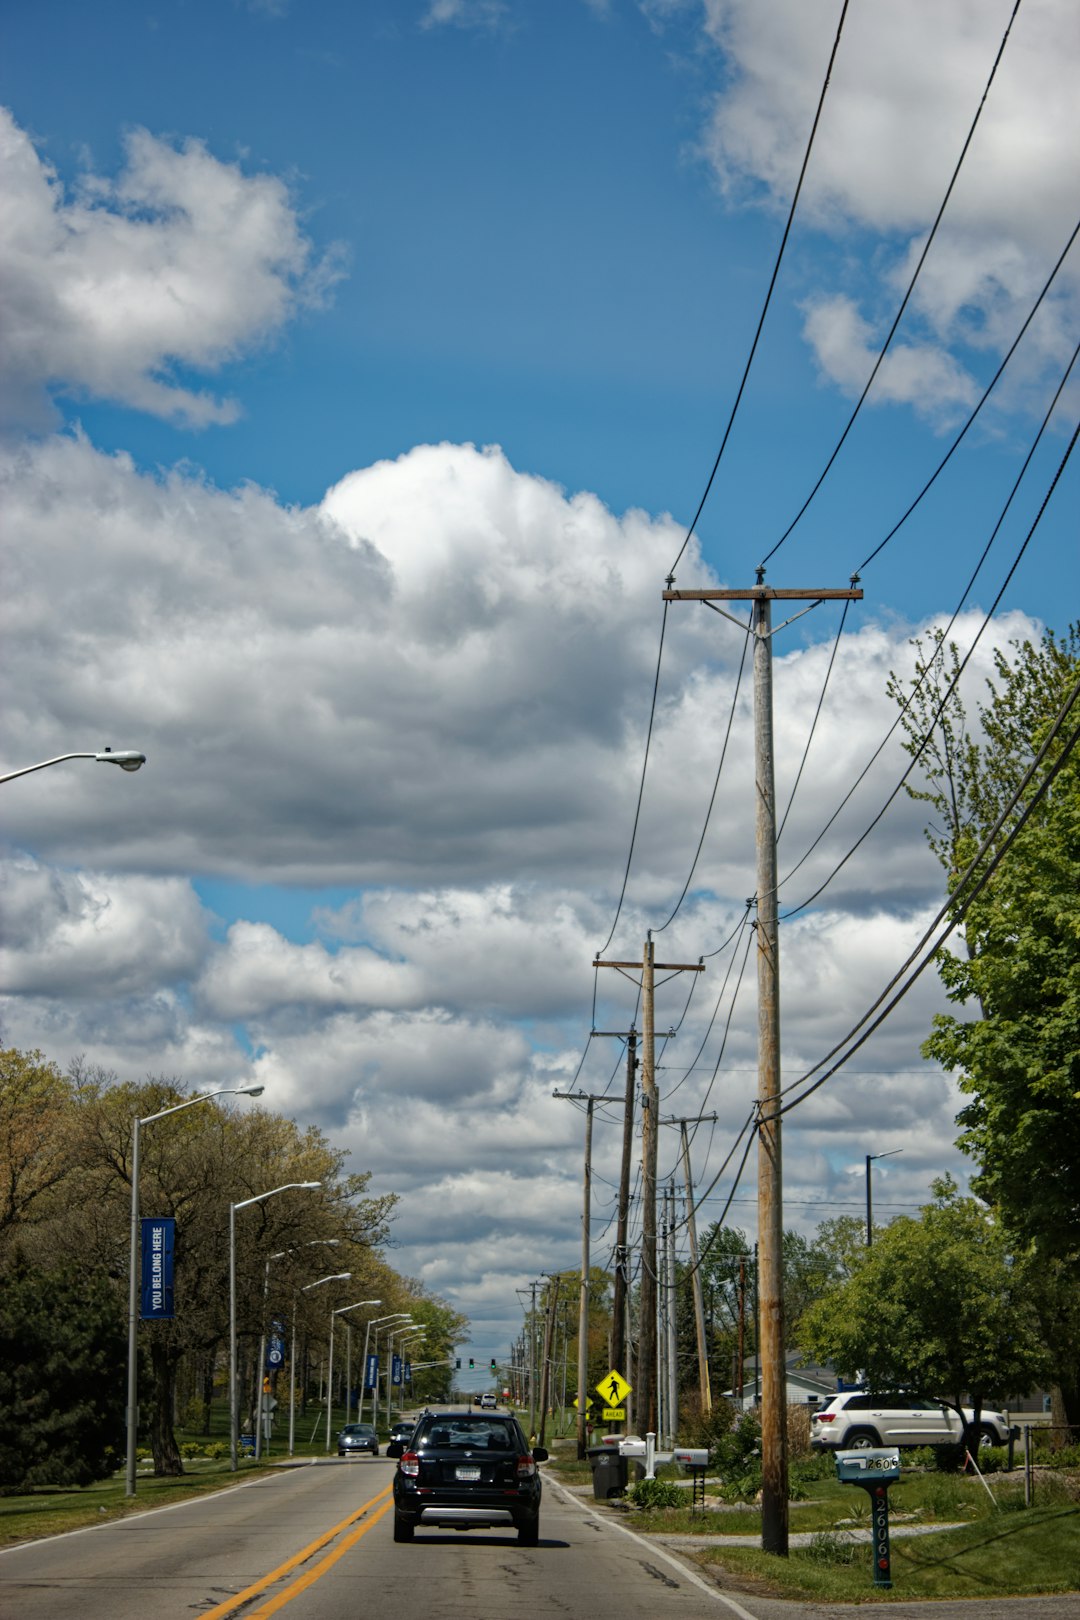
[[618, 1438, 647, 1458], [835, 1448, 901, 1589], [672, 1447, 709, 1469], [835, 1447, 901, 1483]]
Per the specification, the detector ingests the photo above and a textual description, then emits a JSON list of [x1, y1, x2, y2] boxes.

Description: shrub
[[790, 1450, 834, 1486], [806, 1531, 860, 1565], [629, 1476, 683, 1510], [684, 1396, 738, 1452]]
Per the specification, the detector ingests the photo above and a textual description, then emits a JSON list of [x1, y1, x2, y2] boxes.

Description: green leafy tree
[[696, 1224, 754, 1398], [0, 1258, 126, 1492], [0, 1048, 79, 1245], [799, 1179, 1048, 1450], [891, 625, 1080, 1420]]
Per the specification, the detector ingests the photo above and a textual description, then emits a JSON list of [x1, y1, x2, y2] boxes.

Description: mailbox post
[[835, 1447, 901, 1589], [673, 1446, 709, 1513]]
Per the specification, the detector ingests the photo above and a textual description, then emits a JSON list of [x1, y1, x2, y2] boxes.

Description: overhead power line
[[668, 0, 852, 579], [761, 0, 1025, 567]]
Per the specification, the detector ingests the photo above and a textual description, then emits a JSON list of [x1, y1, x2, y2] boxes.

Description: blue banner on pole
[[140, 1217, 175, 1319], [364, 1353, 379, 1390], [391, 1353, 402, 1387], [403, 1361, 412, 1385], [266, 1318, 285, 1372]]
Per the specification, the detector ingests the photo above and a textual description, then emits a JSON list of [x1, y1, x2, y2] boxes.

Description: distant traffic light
[[455, 1358, 461, 1369], [490, 1358, 497, 1373], [469, 1357, 474, 1368]]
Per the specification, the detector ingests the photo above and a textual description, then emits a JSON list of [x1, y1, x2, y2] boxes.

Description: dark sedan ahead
[[386, 1418, 418, 1457], [392, 1410, 546, 1543], [337, 1421, 378, 1456]]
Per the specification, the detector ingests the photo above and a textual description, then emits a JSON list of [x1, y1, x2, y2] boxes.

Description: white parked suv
[[810, 1391, 1014, 1451]]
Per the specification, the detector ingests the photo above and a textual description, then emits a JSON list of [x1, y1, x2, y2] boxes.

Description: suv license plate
[[456, 1466, 481, 1480]]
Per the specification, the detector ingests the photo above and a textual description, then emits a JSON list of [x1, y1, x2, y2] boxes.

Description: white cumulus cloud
[[690, 0, 1080, 415], [0, 107, 343, 428]]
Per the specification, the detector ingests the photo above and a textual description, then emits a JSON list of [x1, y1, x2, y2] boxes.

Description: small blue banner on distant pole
[[404, 1361, 412, 1385], [365, 1353, 379, 1390], [140, 1217, 175, 1319], [391, 1353, 402, 1387], [266, 1318, 285, 1372]]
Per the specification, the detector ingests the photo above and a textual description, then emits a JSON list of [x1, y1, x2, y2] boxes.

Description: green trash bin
[[588, 1444, 628, 1500]]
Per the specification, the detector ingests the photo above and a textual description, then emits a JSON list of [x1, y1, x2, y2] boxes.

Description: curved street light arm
[[1, 748, 147, 784]]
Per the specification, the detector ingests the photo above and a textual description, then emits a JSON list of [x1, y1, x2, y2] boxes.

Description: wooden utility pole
[[663, 577, 862, 1555], [538, 1275, 561, 1446], [662, 1114, 716, 1419], [553, 1090, 608, 1456], [594, 941, 703, 1435], [590, 1027, 638, 1429], [736, 1254, 746, 1410]]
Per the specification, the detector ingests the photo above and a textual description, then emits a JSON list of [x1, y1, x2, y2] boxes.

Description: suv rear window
[[416, 1418, 519, 1450]]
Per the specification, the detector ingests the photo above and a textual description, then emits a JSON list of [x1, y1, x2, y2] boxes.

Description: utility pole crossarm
[[662, 587, 864, 601], [594, 959, 704, 971]]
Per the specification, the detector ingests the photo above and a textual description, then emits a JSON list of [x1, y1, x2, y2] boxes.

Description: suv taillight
[[814, 1412, 834, 1422], [516, 1453, 536, 1478], [401, 1450, 420, 1477]]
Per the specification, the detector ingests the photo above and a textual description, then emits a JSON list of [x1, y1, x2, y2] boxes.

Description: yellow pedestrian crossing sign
[[596, 1369, 631, 1407]]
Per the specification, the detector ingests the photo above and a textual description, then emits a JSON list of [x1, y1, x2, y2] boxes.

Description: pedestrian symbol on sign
[[594, 1369, 631, 1408]]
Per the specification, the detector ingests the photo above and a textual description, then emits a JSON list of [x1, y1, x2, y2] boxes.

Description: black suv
[[392, 1409, 547, 1544]]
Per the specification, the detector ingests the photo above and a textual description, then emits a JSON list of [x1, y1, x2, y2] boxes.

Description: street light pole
[[1, 748, 147, 784], [397, 1335, 425, 1417], [358, 1313, 405, 1423], [255, 1240, 342, 1461], [325, 1301, 380, 1452], [230, 1182, 321, 1470], [125, 1083, 264, 1497], [290, 1273, 351, 1456], [371, 1316, 412, 1430], [866, 1150, 903, 1247]]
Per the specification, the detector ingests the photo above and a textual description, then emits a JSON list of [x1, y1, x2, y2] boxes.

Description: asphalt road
[[1, 1459, 1076, 1620]]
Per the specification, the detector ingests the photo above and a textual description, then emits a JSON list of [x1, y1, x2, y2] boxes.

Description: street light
[[385, 1321, 419, 1422], [394, 1332, 426, 1418], [254, 1240, 341, 1461], [125, 1082, 264, 1496], [230, 1182, 321, 1469], [291, 1273, 351, 1456], [365, 1314, 412, 1428], [357, 1313, 407, 1424], [326, 1301, 381, 1451], [1, 747, 147, 784], [866, 1150, 903, 1247]]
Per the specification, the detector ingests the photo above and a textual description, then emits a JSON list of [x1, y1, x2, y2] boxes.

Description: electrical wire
[[776, 597, 854, 842], [597, 601, 671, 956], [666, 1115, 759, 1280], [855, 214, 1080, 575], [776, 364, 1080, 920], [668, 0, 853, 578], [654, 616, 753, 931], [777, 651, 1080, 1119], [761, 0, 1025, 567], [663, 911, 754, 1105]]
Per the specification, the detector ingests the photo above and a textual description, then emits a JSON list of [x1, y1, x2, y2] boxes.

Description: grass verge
[[0, 1461, 283, 1549], [690, 1504, 1080, 1602]]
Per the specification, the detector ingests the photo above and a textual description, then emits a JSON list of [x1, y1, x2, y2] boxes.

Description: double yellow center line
[[200, 1483, 394, 1619]]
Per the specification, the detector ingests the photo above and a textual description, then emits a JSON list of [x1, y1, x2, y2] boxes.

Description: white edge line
[[547, 1476, 763, 1620], [0, 1465, 309, 1558]]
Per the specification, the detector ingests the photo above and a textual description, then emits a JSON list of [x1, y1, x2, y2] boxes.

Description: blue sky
[[1, 0, 1077, 1356]]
